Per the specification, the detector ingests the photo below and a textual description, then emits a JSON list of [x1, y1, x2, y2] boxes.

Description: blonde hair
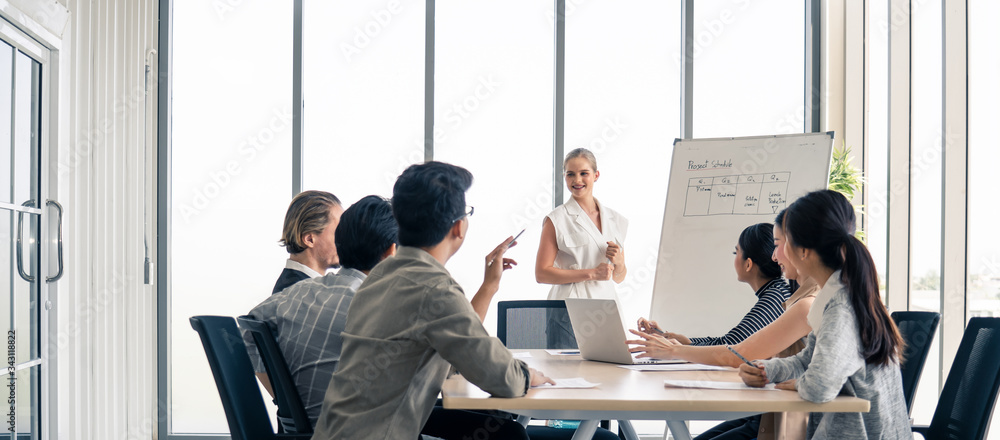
[[563, 148, 598, 171], [278, 190, 342, 254]]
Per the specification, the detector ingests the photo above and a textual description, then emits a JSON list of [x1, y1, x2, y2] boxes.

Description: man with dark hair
[[272, 190, 344, 294], [243, 195, 397, 430], [313, 162, 554, 440]]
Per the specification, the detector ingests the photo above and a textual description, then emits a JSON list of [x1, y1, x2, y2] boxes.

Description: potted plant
[[828, 145, 865, 241]]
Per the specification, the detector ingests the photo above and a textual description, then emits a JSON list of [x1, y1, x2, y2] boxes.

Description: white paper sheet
[[511, 351, 532, 358], [663, 379, 778, 391], [618, 363, 730, 372], [544, 349, 581, 356], [532, 377, 600, 389]]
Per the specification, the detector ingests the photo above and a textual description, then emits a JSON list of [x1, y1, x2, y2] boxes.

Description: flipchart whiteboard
[[649, 132, 834, 337]]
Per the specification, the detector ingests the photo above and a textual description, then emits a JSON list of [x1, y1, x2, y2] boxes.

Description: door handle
[[46, 200, 64, 282], [16, 200, 36, 282]]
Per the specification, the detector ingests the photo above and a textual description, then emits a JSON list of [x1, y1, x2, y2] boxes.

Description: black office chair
[[189, 315, 310, 440], [891, 311, 940, 414], [237, 315, 312, 434], [496, 300, 628, 440], [912, 317, 1000, 440], [498, 300, 577, 349]]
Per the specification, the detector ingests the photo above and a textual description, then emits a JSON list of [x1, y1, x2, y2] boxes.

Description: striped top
[[689, 278, 791, 346]]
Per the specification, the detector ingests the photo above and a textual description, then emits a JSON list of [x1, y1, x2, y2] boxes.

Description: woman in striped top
[[630, 211, 824, 439], [633, 222, 791, 347]]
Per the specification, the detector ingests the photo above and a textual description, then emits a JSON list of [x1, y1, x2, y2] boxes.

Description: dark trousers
[[421, 406, 622, 440], [421, 406, 529, 440], [694, 415, 761, 440]]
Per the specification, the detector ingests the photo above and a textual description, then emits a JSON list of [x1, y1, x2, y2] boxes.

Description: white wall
[[54, 0, 158, 439]]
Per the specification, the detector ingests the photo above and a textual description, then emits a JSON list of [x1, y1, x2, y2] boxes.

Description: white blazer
[[545, 197, 628, 301]]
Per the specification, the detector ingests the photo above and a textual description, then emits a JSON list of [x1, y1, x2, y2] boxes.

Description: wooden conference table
[[442, 350, 869, 440]]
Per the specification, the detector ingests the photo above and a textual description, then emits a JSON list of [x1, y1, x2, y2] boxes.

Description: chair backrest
[[891, 311, 940, 414], [189, 315, 276, 440], [237, 315, 313, 433], [497, 300, 577, 349], [925, 317, 1000, 440]]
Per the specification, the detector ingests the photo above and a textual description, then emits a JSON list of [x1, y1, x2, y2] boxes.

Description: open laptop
[[564, 298, 685, 365]]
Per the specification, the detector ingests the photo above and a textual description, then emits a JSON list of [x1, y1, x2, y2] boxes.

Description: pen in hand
[[488, 229, 525, 267], [637, 318, 666, 336], [726, 345, 756, 368]]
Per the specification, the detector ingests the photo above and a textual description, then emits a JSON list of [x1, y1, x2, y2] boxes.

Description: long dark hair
[[738, 223, 782, 279], [783, 190, 902, 366], [773, 209, 799, 292]]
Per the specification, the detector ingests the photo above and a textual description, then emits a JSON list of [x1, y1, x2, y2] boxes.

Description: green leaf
[[828, 143, 866, 243]]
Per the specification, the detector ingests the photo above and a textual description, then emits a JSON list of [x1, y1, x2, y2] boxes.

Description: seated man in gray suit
[[272, 190, 343, 294], [313, 162, 555, 440]]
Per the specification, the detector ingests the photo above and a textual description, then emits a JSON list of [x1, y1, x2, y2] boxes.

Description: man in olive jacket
[[313, 162, 553, 440]]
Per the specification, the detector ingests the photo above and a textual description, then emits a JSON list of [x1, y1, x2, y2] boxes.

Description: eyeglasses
[[453, 205, 474, 224]]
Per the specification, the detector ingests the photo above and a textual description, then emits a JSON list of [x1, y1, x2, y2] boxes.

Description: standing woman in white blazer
[[536, 148, 628, 347]]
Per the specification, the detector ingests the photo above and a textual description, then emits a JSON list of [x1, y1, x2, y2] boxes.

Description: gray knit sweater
[[760, 273, 911, 440]]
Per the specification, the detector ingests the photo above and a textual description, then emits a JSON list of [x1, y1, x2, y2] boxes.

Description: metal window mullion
[[939, 0, 968, 384], [805, 0, 821, 133], [292, 0, 303, 196], [885, 0, 911, 314], [156, 0, 172, 438], [822, 1, 846, 149], [843, 0, 864, 171], [424, 0, 435, 163], [552, 0, 565, 208], [679, 0, 693, 140], [843, 0, 866, 228], [861, 0, 871, 241]]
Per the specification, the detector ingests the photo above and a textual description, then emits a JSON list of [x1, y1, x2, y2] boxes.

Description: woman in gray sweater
[[738, 190, 911, 440]]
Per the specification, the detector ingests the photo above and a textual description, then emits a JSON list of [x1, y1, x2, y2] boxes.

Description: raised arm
[[470, 237, 517, 321], [535, 218, 609, 284]]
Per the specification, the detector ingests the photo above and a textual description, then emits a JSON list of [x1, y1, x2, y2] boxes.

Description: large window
[[563, 0, 680, 329], [170, 1, 291, 433], [908, 0, 943, 425], [692, 0, 804, 138], [969, 0, 1000, 435], [301, 0, 426, 204], [967, 1, 1000, 319], [433, 1, 555, 335], [969, 8, 1000, 439], [866, 0, 888, 297], [865, 1, 1000, 433]]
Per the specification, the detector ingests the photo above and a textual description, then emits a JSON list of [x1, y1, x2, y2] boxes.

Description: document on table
[[663, 379, 778, 391], [511, 351, 532, 359], [618, 363, 730, 372], [532, 378, 600, 389], [544, 349, 581, 356]]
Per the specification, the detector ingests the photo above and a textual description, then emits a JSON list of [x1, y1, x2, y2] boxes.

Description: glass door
[[1, 28, 49, 440]]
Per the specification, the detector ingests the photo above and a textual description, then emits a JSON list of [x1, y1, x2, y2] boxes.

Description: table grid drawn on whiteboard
[[684, 172, 791, 216]]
